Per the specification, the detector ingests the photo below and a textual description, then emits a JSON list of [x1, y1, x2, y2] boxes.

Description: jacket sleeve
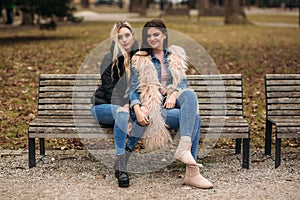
[[176, 74, 188, 90], [129, 66, 141, 108], [100, 54, 114, 100]]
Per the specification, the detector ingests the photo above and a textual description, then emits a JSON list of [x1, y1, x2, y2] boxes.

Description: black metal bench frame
[[264, 74, 300, 168]]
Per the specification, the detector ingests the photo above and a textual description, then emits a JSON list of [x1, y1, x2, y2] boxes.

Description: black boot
[[113, 147, 132, 188]]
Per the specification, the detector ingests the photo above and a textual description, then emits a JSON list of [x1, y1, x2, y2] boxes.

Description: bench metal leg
[[40, 138, 45, 156], [29, 138, 36, 168], [275, 138, 281, 168], [242, 138, 250, 169], [265, 120, 272, 155], [235, 139, 241, 154]]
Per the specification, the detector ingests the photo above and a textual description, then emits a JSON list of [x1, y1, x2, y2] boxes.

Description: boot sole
[[118, 179, 129, 188]]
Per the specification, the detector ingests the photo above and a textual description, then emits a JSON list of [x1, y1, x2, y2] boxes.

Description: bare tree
[[81, 0, 90, 8], [129, 0, 147, 16], [197, 0, 209, 19], [224, 0, 248, 24]]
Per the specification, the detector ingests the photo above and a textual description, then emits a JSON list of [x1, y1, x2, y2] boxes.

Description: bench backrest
[[265, 74, 300, 118], [37, 74, 244, 118]]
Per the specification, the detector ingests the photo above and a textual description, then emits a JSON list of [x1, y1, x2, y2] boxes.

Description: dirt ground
[[0, 147, 299, 200]]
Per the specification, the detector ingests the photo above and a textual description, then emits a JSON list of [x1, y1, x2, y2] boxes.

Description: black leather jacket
[[91, 40, 139, 106]]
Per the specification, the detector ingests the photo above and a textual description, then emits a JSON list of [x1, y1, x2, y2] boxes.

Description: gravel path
[[0, 148, 299, 200]]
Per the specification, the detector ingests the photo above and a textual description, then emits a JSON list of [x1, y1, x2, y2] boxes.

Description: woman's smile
[[147, 27, 166, 50]]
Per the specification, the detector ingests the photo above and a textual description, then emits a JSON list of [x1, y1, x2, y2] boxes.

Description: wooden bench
[[28, 74, 250, 169], [264, 74, 300, 168]]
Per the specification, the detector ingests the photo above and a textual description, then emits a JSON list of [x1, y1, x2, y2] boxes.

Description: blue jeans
[[130, 90, 201, 159], [91, 104, 142, 156], [162, 90, 201, 159]]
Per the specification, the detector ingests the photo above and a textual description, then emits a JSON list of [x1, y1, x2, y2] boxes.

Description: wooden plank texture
[[30, 74, 249, 139], [265, 74, 300, 139]]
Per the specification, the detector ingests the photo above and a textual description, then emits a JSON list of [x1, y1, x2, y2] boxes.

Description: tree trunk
[[81, 0, 90, 8], [197, 0, 209, 17], [129, 0, 147, 16], [129, 0, 139, 12], [21, 12, 34, 25], [224, 0, 248, 24]]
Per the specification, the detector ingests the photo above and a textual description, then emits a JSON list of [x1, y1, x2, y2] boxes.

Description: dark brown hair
[[141, 19, 168, 55]]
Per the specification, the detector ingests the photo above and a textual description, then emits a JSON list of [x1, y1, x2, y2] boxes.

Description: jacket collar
[[150, 48, 171, 60]]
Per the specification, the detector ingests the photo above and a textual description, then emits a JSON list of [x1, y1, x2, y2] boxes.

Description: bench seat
[[28, 74, 250, 169]]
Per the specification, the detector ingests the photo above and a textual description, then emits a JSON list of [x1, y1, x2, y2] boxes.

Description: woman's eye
[[153, 33, 160, 37], [118, 35, 123, 40], [125, 33, 131, 38], [147, 34, 151, 38]]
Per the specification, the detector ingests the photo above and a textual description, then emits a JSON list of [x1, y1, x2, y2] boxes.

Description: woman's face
[[146, 27, 166, 51], [117, 27, 134, 52]]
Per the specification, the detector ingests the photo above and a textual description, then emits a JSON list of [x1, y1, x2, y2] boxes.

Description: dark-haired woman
[[129, 19, 213, 189]]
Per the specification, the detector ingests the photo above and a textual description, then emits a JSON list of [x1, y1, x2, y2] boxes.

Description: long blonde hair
[[110, 21, 134, 80]]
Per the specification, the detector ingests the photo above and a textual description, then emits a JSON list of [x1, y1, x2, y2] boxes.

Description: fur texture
[[131, 45, 188, 151]]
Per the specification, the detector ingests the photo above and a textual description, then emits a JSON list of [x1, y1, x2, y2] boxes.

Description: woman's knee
[[179, 90, 197, 103], [116, 110, 129, 121]]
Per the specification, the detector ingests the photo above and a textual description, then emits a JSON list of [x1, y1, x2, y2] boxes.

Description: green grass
[[247, 14, 299, 24], [0, 13, 299, 150]]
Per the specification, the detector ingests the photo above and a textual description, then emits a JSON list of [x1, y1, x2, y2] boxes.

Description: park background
[[0, 0, 299, 151], [0, 1, 299, 199]]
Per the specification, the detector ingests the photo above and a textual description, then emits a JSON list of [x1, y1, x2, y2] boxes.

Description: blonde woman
[[91, 21, 141, 188]]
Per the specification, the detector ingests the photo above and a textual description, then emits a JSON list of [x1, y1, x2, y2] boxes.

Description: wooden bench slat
[[267, 92, 300, 98], [268, 116, 300, 122], [40, 79, 101, 86], [199, 133, 248, 138], [195, 92, 242, 98], [199, 110, 243, 116], [29, 127, 114, 134], [268, 105, 300, 110], [268, 98, 300, 104], [188, 79, 242, 86], [198, 98, 242, 104], [266, 74, 300, 79], [199, 104, 242, 110], [274, 122, 300, 127], [40, 74, 100, 80], [29, 133, 113, 139], [277, 127, 300, 134], [38, 110, 90, 116], [266, 86, 300, 92], [266, 79, 300, 86], [40, 98, 92, 104], [191, 86, 242, 92], [40, 86, 96, 92], [268, 110, 300, 116], [39, 92, 94, 98], [186, 74, 242, 80]]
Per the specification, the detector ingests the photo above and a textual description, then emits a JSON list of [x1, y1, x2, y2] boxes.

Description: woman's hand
[[164, 93, 177, 109], [134, 105, 150, 126]]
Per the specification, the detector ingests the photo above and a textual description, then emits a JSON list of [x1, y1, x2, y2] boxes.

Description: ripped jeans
[[91, 104, 142, 156]]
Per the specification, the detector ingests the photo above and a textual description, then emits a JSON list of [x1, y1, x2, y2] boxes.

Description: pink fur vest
[[131, 45, 188, 151]]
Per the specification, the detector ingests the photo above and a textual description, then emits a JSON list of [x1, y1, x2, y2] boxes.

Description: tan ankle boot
[[174, 140, 197, 165], [184, 165, 213, 189]]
